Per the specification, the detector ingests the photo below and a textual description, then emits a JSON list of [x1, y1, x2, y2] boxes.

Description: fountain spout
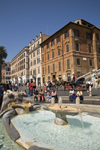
[[58, 97, 62, 108]]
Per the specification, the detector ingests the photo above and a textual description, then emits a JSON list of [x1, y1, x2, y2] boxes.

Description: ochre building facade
[[40, 19, 100, 83]]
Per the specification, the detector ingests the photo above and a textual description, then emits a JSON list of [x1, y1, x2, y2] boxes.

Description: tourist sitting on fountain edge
[[47, 90, 52, 102], [39, 89, 44, 102], [69, 87, 76, 102], [76, 88, 83, 103], [51, 89, 58, 103]]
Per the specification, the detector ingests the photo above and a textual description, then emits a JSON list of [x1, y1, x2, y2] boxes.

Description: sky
[[0, 0, 100, 62]]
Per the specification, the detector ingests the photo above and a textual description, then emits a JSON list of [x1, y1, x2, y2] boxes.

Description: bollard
[[51, 97, 55, 105], [76, 96, 80, 105]]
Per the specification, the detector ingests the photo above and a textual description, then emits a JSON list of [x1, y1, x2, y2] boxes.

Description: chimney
[[32, 39, 34, 43], [36, 36, 38, 40], [40, 32, 42, 37], [29, 42, 31, 46]]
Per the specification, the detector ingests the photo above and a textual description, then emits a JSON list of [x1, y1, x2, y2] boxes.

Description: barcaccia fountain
[[0, 91, 100, 150]]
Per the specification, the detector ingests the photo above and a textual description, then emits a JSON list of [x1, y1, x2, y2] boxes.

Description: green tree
[[0, 46, 8, 82]]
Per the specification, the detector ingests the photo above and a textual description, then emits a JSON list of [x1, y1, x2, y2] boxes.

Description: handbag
[[86, 84, 89, 89]]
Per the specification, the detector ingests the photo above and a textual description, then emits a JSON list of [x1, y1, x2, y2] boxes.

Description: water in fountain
[[0, 119, 24, 150], [11, 110, 100, 150], [79, 113, 85, 130]]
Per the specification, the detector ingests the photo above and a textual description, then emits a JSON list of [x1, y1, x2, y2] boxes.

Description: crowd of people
[[1, 74, 100, 109], [25, 79, 58, 102]]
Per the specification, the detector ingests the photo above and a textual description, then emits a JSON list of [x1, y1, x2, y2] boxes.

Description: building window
[[42, 56, 44, 62], [6, 67, 10, 71], [37, 49, 40, 55], [74, 29, 79, 37], [67, 59, 70, 69], [98, 47, 100, 54], [31, 70, 32, 75], [96, 33, 99, 41], [47, 53, 49, 60], [48, 76, 50, 81], [42, 67, 44, 74], [52, 51, 54, 58], [66, 44, 69, 52], [33, 52, 35, 57], [37, 57, 40, 64], [77, 58, 80, 65], [48, 65, 50, 73], [41, 46, 44, 52], [89, 60, 92, 66], [64, 30, 69, 39], [31, 61, 32, 66], [38, 67, 40, 74], [86, 32, 92, 40], [56, 35, 60, 43], [89, 45, 91, 53], [33, 69, 36, 75], [51, 39, 54, 46], [58, 62, 61, 71], [53, 64, 55, 72], [58, 49, 60, 56], [31, 54, 32, 58], [33, 59, 36, 65], [76, 43, 79, 51], [47, 43, 49, 49]]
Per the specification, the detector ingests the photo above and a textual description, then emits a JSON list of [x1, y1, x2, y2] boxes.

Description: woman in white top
[[69, 88, 76, 102], [86, 78, 93, 96]]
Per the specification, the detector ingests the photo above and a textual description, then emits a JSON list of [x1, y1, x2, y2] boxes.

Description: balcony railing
[[29, 44, 40, 53]]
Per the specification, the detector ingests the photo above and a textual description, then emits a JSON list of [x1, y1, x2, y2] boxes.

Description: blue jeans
[[27, 89, 30, 96], [30, 89, 33, 96]]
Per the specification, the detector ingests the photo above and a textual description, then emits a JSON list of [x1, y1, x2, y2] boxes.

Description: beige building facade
[[29, 32, 49, 86], [11, 46, 29, 84], [40, 19, 100, 83], [1, 62, 11, 83]]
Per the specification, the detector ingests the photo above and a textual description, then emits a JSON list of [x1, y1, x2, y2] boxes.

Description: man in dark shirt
[[33, 88, 39, 102]]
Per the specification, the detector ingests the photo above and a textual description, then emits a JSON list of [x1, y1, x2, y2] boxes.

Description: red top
[[73, 76, 75, 80], [30, 83, 33, 90]]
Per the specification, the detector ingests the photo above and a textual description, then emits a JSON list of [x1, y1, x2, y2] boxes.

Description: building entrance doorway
[[43, 77, 45, 84], [67, 73, 71, 81], [37, 77, 41, 86], [52, 75, 56, 80]]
